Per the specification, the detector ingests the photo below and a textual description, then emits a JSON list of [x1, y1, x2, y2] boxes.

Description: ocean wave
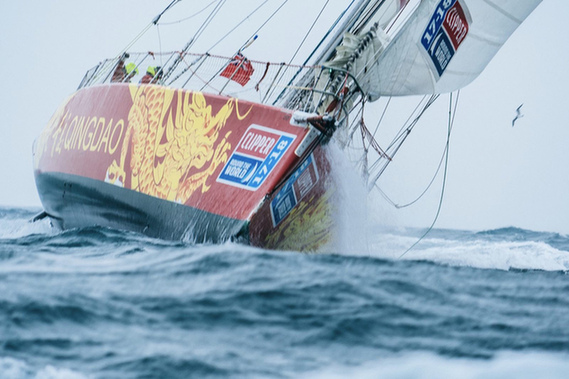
[[0, 214, 54, 240], [2, 205, 569, 273], [301, 351, 569, 379], [355, 228, 569, 272], [2, 208, 569, 378]]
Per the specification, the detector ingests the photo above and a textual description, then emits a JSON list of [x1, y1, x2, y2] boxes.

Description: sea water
[[1, 206, 569, 379]]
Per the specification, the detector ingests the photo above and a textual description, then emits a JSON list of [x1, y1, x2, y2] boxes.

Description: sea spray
[[324, 141, 405, 256], [325, 142, 371, 254], [318, 145, 569, 270]]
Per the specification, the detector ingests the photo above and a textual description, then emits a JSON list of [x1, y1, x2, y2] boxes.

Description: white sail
[[312, 0, 408, 111], [357, 0, 542, 97]]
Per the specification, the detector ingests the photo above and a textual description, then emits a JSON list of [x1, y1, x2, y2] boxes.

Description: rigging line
[[373, 184, 399, 208], [163, 0, 226, 83], [287, 0, 331, 66], [359, 117, 390, 159], [396, 148, 446, 208], [253, 0, 289, 36], [367, 94, 439, 193], [207, 0, 272, 52], [199, 0, 275, 92], [156, 24, 163, 67], [120, 24, 154, 54], [191, 0, 227, 47], [392, 91, 461, 209], [235, 0, 291, 101], [398, 91, 459, 260], [152, 0, 182, 24], [271, 0, 360, 107], [94, 0, 181, 83], [119, 0, 181, 54], [382, 96, 429, 153], [274, 0, 333, 105], [157, 0, 218, 25], [385, 95, 437, 152], [384, 0, 414, 33], [360, 96, 392, 154], [301, 0, 357, 67], [347, 97, 366, 144], [366, 95, 430, 173], [352, 0, 390, 34], [202, 0, 285, 92]]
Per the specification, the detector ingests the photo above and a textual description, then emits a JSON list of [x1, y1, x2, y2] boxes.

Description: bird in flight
[[512, 104, 524, 127]]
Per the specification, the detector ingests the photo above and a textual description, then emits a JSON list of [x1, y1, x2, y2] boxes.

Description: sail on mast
[[288, 0, 408, 112], [355, 0, 543, 97]]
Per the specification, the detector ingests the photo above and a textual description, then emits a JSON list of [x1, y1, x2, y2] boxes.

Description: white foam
[[0, 217, 55, 239], [301, 351, 569, 379], [1, 357, 29, 379], [365, 232, 569, 271], [0, 357, 90, 379]]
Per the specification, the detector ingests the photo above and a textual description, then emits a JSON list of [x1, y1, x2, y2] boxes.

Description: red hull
[[34, 84, 334, 250]]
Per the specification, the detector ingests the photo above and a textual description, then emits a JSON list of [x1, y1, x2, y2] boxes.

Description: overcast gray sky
[[1, 1, 567, 234]]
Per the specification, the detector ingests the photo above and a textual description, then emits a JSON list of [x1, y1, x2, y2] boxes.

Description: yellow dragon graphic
[[106, 85, 235, 204]]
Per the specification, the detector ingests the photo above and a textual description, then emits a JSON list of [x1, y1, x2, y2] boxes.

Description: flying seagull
[[512, 104, 524, 127]]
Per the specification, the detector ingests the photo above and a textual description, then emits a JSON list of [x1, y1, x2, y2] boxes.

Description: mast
[[290, 0, 409, 111], [311, 0, 375, 65], [275, 0, 389, 107]]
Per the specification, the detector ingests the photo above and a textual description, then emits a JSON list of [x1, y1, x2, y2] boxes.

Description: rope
[[378, 92, 461, 209], [370, 96, 392, 141], [288, 0, 331, 66], [271, 0, 358, 106], [155, 24, 163, 67], [359, 116, 390, 160], [200, 0, 286, 93], [255, 62, 271, 91], [114, 0, 181, 60], [207, 0, 273, 52], [190, 0, 227, 49], [152, 0, 181, 24], [157, 0, 218, 25], [366, 95, 437, 187], [398, 91, 460, 259], [162, 0, 226, 83], [386, 95, 438, 152]]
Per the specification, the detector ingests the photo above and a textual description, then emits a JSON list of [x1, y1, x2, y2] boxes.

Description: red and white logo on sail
[[443, 1, 469, 50]]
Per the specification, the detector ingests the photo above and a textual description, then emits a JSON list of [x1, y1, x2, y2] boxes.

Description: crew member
[[140, 66, 163, 84], [111, 54, 139, 83]]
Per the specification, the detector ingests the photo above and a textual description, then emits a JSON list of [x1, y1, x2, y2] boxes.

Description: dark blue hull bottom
[[34, 172, 249, 243]]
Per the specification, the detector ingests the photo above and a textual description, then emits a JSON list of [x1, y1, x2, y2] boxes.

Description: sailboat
[[32, 0, 543, 251]]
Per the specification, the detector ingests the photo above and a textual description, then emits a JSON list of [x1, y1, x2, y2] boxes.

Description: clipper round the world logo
[[217, 125, 295, 191], [420, 0, 471, 78]]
